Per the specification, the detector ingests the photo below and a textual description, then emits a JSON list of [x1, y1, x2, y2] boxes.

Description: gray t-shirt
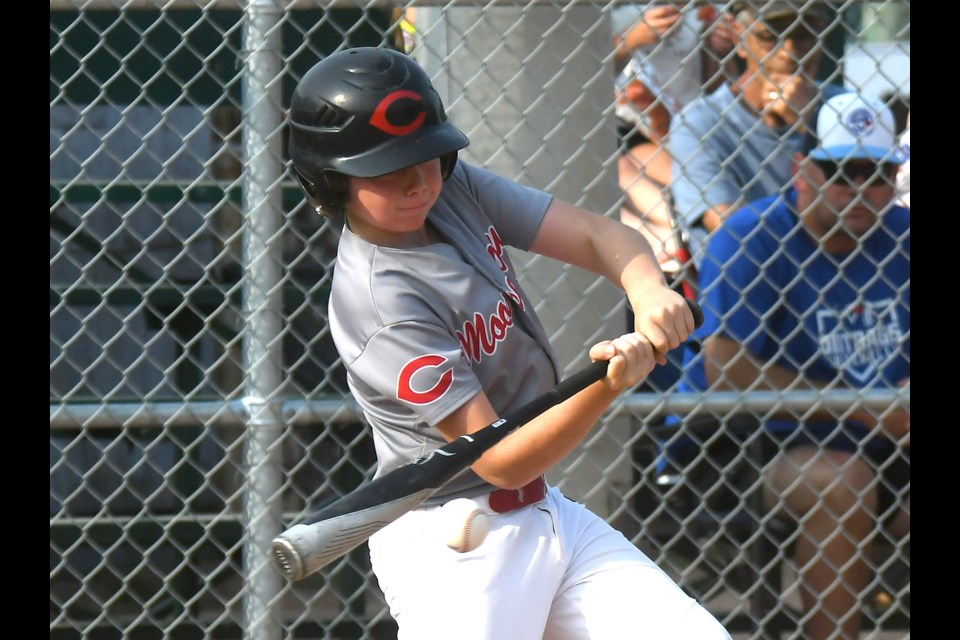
[[667, 82, 844, 268], [329, 161, 557, 503]]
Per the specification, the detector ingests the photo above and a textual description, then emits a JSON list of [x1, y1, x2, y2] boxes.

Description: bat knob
[[271, 535, 306, 581]]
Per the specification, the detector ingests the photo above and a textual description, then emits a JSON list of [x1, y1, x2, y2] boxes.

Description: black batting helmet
[[288, 47, 470, 217]]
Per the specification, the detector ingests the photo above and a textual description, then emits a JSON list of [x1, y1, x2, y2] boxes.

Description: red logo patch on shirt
[[397, 354, 453, 404]]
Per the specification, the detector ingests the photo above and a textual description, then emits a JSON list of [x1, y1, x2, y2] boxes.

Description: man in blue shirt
[[671, 91, 909, 640]]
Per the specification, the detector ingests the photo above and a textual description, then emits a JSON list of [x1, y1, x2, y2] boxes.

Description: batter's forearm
[[620, 250, 670, 293], [586, 215, 665, 289], [473, 382, 618, 489]]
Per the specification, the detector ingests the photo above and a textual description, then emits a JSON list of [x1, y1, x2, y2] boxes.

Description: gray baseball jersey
[[329, 161, 557, 504]]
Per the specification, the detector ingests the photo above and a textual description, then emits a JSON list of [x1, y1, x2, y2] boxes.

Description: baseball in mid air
[[440, 498, 490, 553]]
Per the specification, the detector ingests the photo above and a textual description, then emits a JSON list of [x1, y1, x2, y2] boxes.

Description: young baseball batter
[[288, 46, 731, 640]]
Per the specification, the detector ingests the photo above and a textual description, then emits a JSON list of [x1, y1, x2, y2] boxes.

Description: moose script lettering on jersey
[[457, 227, 525, 364], [396, 227, 526, 405]]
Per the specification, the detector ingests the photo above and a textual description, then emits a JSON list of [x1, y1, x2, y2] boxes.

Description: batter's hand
[[627, 286, 696, 365], [589, 332, 657, 391]]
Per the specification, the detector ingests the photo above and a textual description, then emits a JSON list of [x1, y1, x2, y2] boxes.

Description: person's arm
[[613, 6, 682, 71], [700, 202, 739, 233], [704, 334, 910, 442], [434, 333, 657, 489], [704, 334, 821, 393], [530, 199, 695, 359], [757, 72, 820, 130]]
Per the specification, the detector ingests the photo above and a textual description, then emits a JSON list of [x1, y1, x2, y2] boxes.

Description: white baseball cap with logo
[[807, 92, 907, 165]]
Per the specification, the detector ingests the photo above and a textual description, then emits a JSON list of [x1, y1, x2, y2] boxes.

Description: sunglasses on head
[[811, 159, 898, 188]]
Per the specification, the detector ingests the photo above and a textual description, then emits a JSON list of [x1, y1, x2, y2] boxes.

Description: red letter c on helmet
[[370, 90, 427, 136]]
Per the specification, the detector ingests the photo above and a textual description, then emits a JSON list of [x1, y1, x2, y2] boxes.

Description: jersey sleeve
[[351, 319, 483, 428], [454, 162, 553, 251]]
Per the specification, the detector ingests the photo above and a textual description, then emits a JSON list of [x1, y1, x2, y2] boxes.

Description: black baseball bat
[[271, 300, 703, 581]]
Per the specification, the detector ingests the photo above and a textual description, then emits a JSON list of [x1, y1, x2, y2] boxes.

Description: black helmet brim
[[330, 119, 469, 178]]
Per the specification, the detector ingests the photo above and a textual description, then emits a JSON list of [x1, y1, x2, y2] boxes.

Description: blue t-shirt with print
[[669, 187, 909, 459]]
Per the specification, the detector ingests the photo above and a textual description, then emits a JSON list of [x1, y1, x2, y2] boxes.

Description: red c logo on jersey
[[370, 90, 427, 137], [397, 355, 453, 405]]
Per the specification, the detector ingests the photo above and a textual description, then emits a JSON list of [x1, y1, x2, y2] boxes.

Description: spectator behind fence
[[612, 2, 737, 273], [670, 91, 909, 640], [667, 0, 844, 273], [287, 47, 730, 639]]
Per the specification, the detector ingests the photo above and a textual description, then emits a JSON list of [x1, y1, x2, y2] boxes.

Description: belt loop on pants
[[488, 475, 547, 513]]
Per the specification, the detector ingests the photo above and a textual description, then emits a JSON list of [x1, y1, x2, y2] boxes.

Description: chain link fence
[[51, 1, 909, 638]]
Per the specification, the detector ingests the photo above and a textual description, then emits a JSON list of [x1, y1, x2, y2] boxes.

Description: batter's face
[[345, 158, 443, 245], [796, 154, 898, 250]]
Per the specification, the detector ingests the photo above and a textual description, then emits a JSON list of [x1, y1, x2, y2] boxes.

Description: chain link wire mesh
[[51, 1, 909, 638]]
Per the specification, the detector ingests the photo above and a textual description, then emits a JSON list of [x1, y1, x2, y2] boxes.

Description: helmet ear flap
[[440, 151, 459, 180], [293, 168, 349, 218], [323, 172, 348, 200]]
